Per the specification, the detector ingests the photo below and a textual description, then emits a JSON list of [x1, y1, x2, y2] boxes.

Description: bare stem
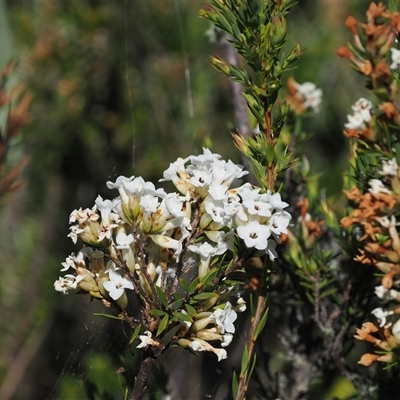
[[130, 348, 162, 400], [236, 281, 268, 400]]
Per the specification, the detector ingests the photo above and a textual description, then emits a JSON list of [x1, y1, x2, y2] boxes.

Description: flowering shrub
[[55, 147, 291, 397]]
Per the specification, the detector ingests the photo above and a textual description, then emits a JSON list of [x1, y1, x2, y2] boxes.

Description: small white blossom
[[236, 297, 247, 312], [380, 158, 398, 176], [269, 210, 291, 235], [344, 113, 367, 129], [213, 302, 237, 334], [390, 47, 400, 70], [188, 340, 206, 352], [345, 98, 372, 129], [221, 333, 233, 347], [368, 179, 392, 195], [375, 285, 399, 301], [137, 331, 160, 349], [103, 270, 134, 300], [54, 274, 83, 294], [352, 98, 373, 122], [237, 220, 271, 251], [188, 339, 227, 361], [392, 319, 400, 341], [371, 307, 394, 327], [67, 225, 85, 244], [293, 81, 322, 113]]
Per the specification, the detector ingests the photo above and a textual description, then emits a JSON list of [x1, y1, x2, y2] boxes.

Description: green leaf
[[128, 325, 141, 345], [170, 299, 184, 311], [305, 290, 315, 305], [156, 314, 170, 337], [320, 288, 338, 300], [200, 267, 219, 287], [255, 307, 269, 339], [240, 344, 249, 377], [193, 292, 217, 300], [179, 278, 190, 293], [189, 277, 200, 293], [156, 286, 168, 308], [232, 371, 239, 399], [172, 312, 193, 323], [93, 313, 122, 320], [184, 303, 198, 317], [148, 309, 167, 317]]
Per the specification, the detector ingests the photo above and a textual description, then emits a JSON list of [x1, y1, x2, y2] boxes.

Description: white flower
[[137, 331, 159, 349], [352, 98, 373, 122], [380, 158, 398, 176], [204, 229, 234, 254], [344, 98, 373, 129], [212, 348, 228, 362], [243, 195, 273, 217], [213, 302, 237, 334], [221, 333, 233, 347], [115, 227, 134, 249], [189, 242, 219, 280], [371, 307, 394, 327], [266, 239, 278, 261], [188, 340, 206, 352], [60, 254, 79, 272], [236, 297, 247, 312], [188, 339, 227, 362], [265, 191, 289, 210], [69, 206, 98, 224], [390, 47, 400, 70], [269, 210, 291, 235], [344, 113, 366, 129], [103, 270, 134, 300], [375, 285, 399, 301], [236, 220, 271, 250], [368, 179, 392, 195], [95, 195, 118, 225], [67, 225, 85, 244], [54, 274, 83, 294], [392, 319, 400, 341], [293, 81, 322, 113]]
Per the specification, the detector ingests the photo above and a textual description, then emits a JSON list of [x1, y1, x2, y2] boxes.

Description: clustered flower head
[[286, 76, 322, 114], [342, 156, 400, 366], [337, 3, 400, 129], [344, 98, 373, 130], [55, 148, 291, 360]]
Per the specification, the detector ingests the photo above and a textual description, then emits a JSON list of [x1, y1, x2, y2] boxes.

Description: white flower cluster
[[344, 98, 373, 130], [54, 149, 291, 343], [162, 149, 291, 266], [390, 47, 400, 70], [292, 81, 322, 113]]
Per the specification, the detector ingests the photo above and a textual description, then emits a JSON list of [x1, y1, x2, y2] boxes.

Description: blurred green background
[[0, 1, 374, 399]]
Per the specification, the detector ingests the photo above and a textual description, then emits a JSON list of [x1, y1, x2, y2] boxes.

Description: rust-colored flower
[[366, 2, 386, 22], [380, 102, 397, 119], [358, 353, 381, 366]]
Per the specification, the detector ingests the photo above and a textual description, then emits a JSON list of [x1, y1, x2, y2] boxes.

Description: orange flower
[[366, 2, 386, 22], [358, 353, 381, 366], [380, 102, 397, 119], [345, 16, 359, 35]]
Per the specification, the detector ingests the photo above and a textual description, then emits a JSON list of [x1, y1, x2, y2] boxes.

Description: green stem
[[235, 280, 268, 400], [236, 102, 275, 399]]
